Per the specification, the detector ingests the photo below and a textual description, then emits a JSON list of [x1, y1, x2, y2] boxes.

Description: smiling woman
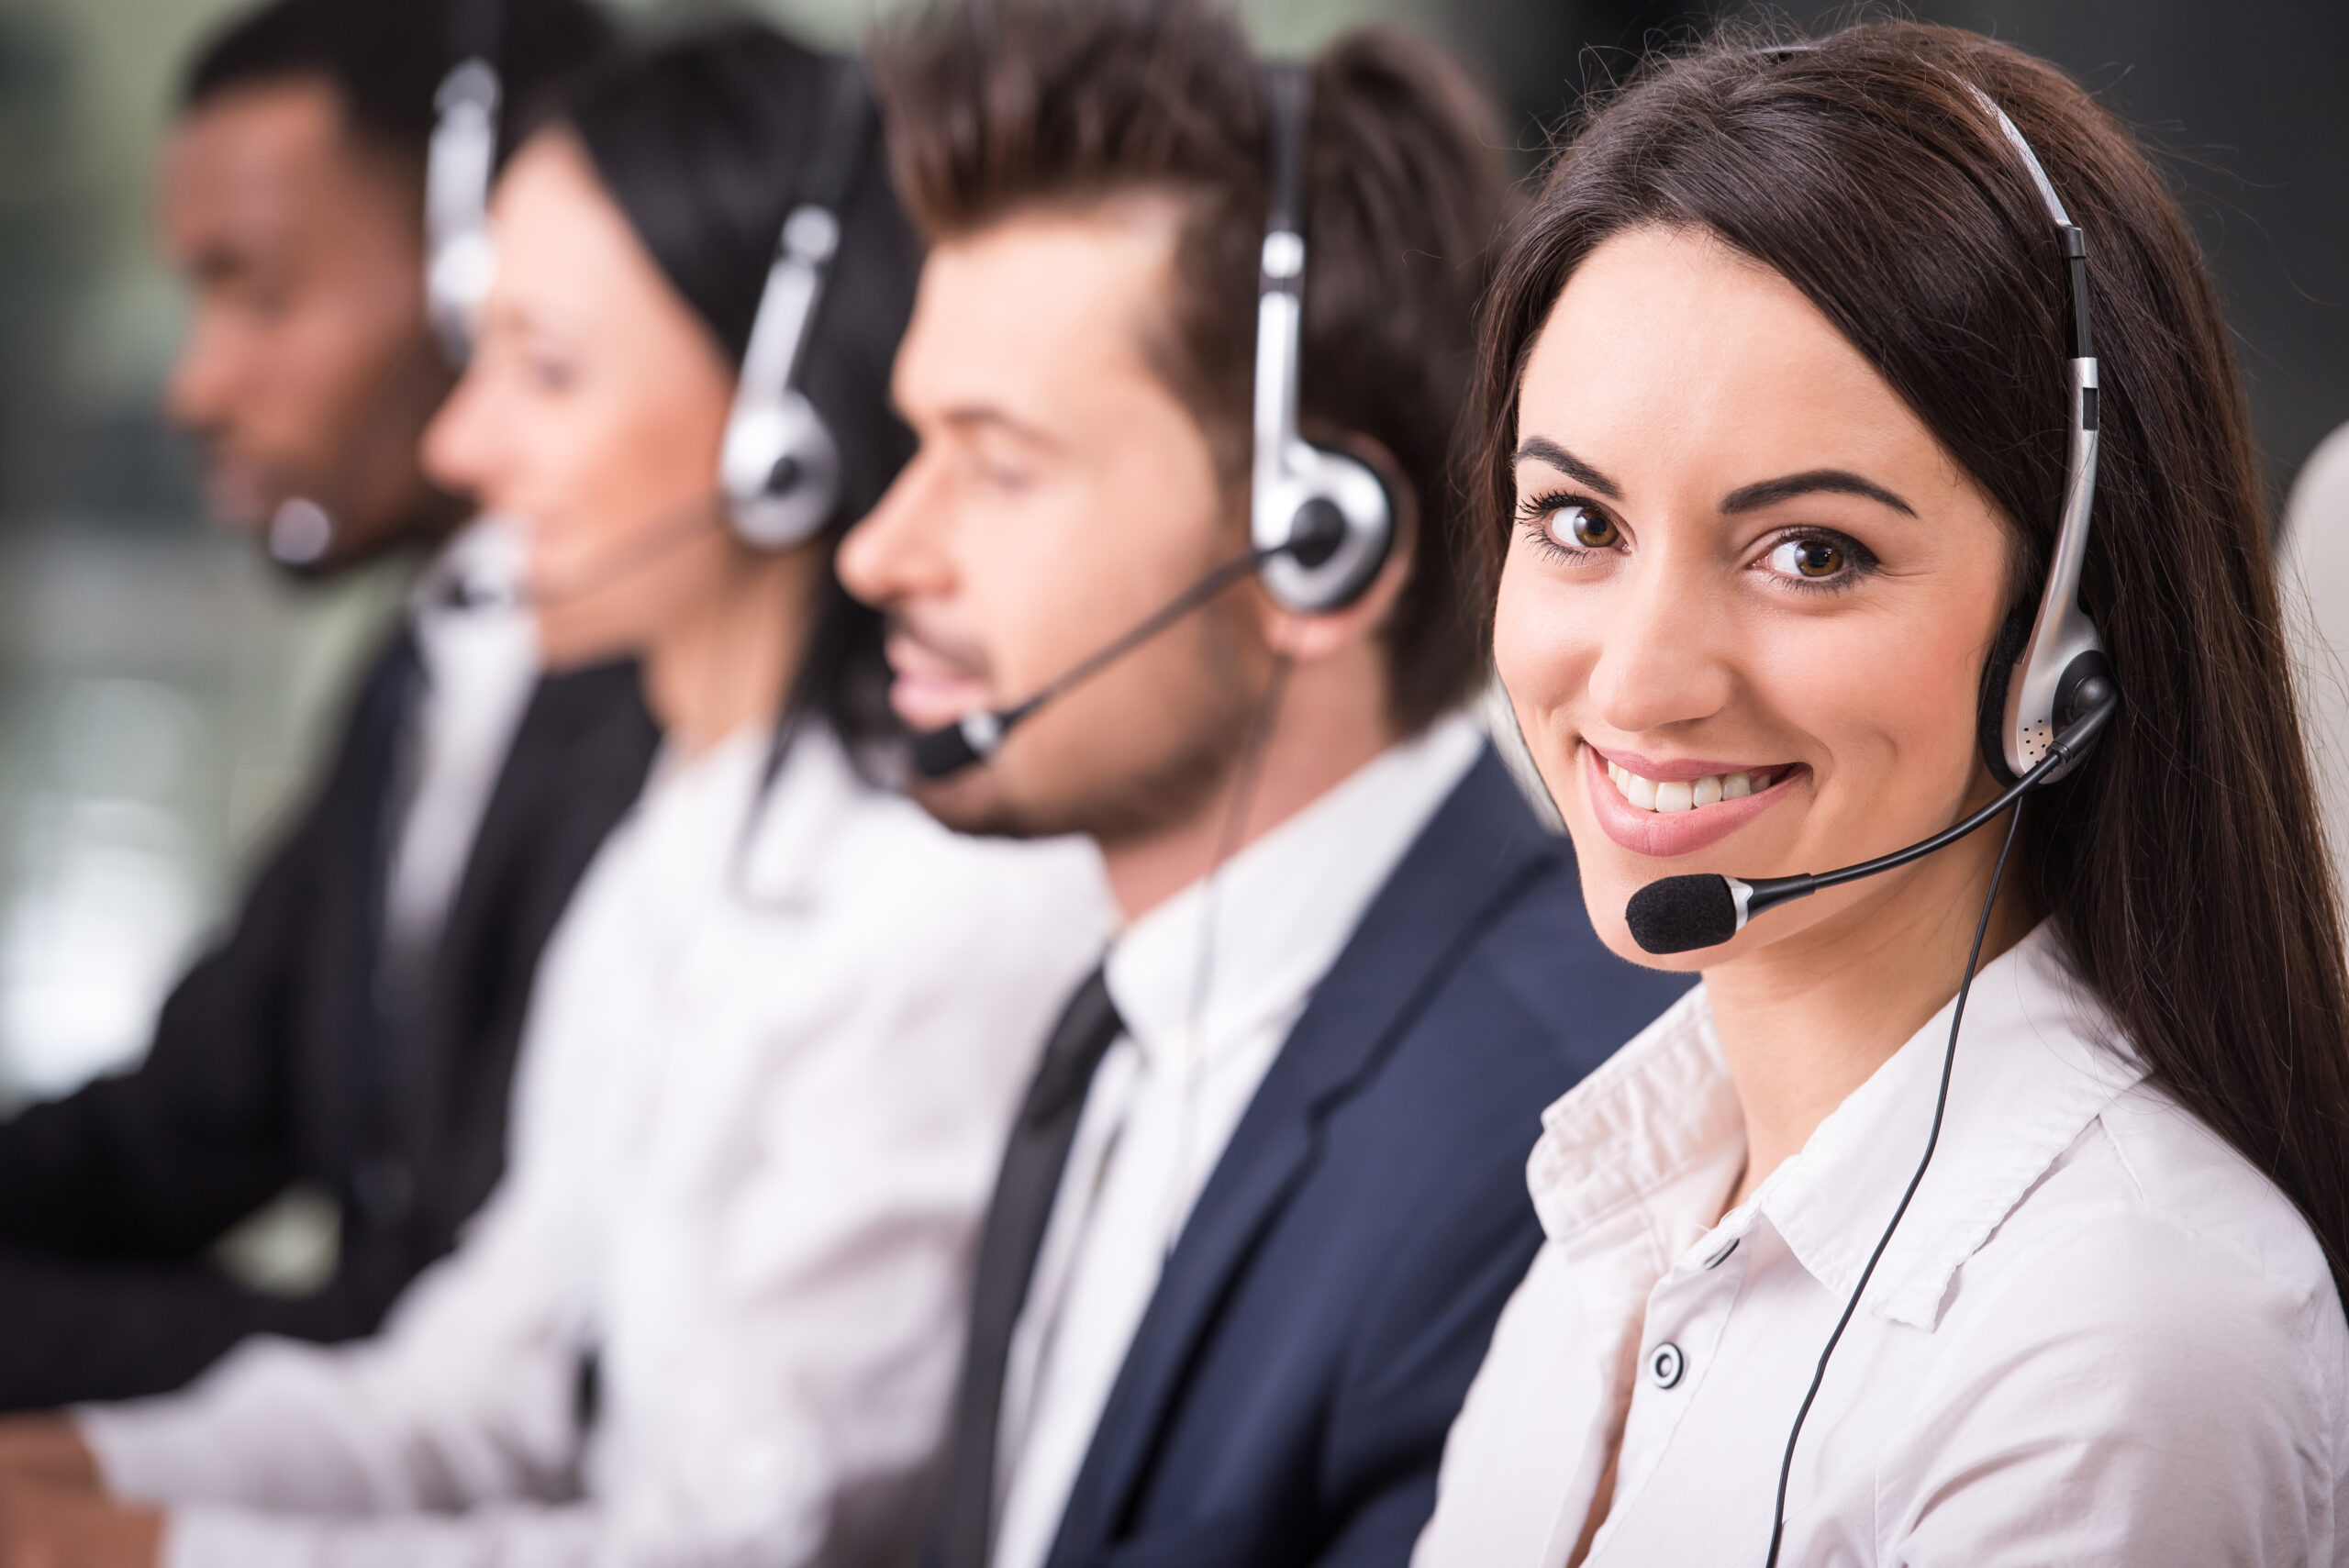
[[1415, 20, 2349, 1568]]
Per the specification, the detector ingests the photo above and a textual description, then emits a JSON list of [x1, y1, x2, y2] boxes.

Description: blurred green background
[[0, 0, 2339, 1106]]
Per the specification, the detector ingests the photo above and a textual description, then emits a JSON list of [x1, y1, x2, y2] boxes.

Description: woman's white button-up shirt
[[81, 723, 1110, 1568], [1415, 924, 2349, 1567]]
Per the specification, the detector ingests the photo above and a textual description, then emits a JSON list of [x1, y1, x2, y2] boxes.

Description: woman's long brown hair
[[1467, 21, 2349, 1302]]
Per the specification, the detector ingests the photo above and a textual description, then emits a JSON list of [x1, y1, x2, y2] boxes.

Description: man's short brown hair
[[873, 0, 1509, 735]]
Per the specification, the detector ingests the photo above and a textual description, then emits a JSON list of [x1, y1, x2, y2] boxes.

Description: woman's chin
[[535, 615, 644, 674]]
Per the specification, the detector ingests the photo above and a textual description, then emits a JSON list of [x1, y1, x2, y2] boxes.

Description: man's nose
[[838, 453, 954, 608], [161, 313, 237, 436]]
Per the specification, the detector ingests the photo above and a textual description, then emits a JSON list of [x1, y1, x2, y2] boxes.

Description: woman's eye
[[1558, 506, 1620, 550], [1761, 532, 1873, 585]]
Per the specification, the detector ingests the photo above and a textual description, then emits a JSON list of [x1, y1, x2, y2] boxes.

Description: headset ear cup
[[1256, 445, 1394, 615], [1976, 597, 2035, 786]]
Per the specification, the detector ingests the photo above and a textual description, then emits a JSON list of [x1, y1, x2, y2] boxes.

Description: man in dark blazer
[[0, 0, 654, 1409], [840, 4, 1691, 1563]]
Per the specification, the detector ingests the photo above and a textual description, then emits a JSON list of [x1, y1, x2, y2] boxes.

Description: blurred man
[[0, 0, 653, 1410], [841, 3, 1691, 1563]]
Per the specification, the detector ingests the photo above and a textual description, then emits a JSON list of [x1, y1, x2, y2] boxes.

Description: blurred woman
[[0, 23, 1106, 1567], [1416, 22, 2349, 1567]]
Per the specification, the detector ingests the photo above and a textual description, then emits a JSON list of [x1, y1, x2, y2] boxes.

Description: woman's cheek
[[1493, 547, 1593, 792]]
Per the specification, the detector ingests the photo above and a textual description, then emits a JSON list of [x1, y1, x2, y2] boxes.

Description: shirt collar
[[411, 518, 536, 681], [1528, 922, 2147, 1331], [1105, 713, 1484, 1076]]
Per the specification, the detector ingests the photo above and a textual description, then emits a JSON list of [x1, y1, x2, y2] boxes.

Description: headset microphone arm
[[909, 545, 1279, 780], [1627, 663, 2116, 955]]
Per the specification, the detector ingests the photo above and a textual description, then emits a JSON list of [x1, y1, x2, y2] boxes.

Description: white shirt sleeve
[[82, 1155, 593, 1554], [78, 740, 1106, 1568]]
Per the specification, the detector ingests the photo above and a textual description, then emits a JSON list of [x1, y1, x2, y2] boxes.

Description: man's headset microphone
[[908, 64, 1395, 782], [1551, 63, 2120, 1568]]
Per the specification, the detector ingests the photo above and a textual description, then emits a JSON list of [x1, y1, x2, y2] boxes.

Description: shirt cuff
[[154, 1508, 316, 1568], [75, 1397, 241, 1507]]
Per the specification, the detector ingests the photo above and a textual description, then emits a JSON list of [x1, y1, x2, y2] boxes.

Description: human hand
[[0, 1421, 96, 1494], [0, 1478, 161, 1568]]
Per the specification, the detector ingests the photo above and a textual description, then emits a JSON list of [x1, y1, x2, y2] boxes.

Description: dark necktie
[[930, 965, 1125, 1568], [351, 626, 427, 1230]]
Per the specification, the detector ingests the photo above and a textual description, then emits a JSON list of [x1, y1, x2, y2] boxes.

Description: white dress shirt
[[990, 714, 1484, 1568], [1414, 923, 2349, 1567], [82, 723, 1111, 1568], [386, 519, 540, 954]]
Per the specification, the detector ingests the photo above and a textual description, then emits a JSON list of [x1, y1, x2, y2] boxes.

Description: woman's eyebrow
[[1720, 469, 1918, 517], [1513, 436, 1622, 500]]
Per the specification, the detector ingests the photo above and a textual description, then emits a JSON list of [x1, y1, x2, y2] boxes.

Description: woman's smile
[[1580, 741, 1807, 859]]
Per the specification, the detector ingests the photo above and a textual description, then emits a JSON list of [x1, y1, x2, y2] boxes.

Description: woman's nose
[[421, 372, 495, 499], [1584, 550, 1735, 736]]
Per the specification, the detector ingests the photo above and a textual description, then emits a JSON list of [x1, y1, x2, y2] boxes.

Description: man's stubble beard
[[912, 591, 1269, 849]]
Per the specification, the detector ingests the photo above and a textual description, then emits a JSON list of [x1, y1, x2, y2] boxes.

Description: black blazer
[[0, 633, 660, 1409], [1024, 747, 1690, 1568]]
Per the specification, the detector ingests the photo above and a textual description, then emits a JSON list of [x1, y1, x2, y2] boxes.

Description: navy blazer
[[1034, 745, 1691, 1568]]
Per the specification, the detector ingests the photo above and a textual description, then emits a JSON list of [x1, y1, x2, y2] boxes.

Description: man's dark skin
[[0, 73, 499, 1568], [163, 74, 465, 568]]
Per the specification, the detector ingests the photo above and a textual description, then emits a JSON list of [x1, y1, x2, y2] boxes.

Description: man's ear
[[1259, 432, 1417, 662]]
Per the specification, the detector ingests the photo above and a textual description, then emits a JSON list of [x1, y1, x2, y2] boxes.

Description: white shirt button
[[1649, 1341, 1686, 1389]]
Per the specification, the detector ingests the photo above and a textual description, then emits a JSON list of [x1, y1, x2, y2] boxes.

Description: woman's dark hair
[[874, 0, 1509, 737], [1470, 22, 2349, 1299], [565, 22, 918, 755]]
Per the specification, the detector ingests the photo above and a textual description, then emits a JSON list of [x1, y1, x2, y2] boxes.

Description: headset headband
[[718, 61, 876, 550], [1962, 83, 2108, 781], [1248, 63, 1393, 616], [425, 0, 504, 364]]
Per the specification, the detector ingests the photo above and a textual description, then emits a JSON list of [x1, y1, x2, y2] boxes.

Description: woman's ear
[[1260, 431, 1418, 662]]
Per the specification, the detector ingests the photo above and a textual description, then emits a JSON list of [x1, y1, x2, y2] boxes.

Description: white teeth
[[1603, 757, 1780, 815]]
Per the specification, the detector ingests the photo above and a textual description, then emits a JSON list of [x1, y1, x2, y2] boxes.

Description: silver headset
[[718, 62, 875, 551], [1971, 83, 2110, 783], [425, 0, 502, 365], [1250, 65, 1394, 614]]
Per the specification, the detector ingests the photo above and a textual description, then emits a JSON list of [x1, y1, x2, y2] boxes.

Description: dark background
[[1452, 0, 2349, 507]]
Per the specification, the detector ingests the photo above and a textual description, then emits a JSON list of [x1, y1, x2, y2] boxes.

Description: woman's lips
[[1581, 742, 1804, 859]]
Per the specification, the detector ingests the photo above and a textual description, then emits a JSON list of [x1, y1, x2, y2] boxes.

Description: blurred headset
[[909, 61, 1396, 776], [425, 0, 503, 366], [718, 61, 875, 551], [263, 0, 502, 565], [440, 59, 879, 611]]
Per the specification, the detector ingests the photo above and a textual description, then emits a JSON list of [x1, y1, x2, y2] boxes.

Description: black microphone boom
[[1625, 668, 2116, 955], [909, 546, 1275, 781]]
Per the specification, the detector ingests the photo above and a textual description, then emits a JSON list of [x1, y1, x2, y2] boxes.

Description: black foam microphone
[[908, 506, 1352, 781], [1625, 667, 2116, 955]]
